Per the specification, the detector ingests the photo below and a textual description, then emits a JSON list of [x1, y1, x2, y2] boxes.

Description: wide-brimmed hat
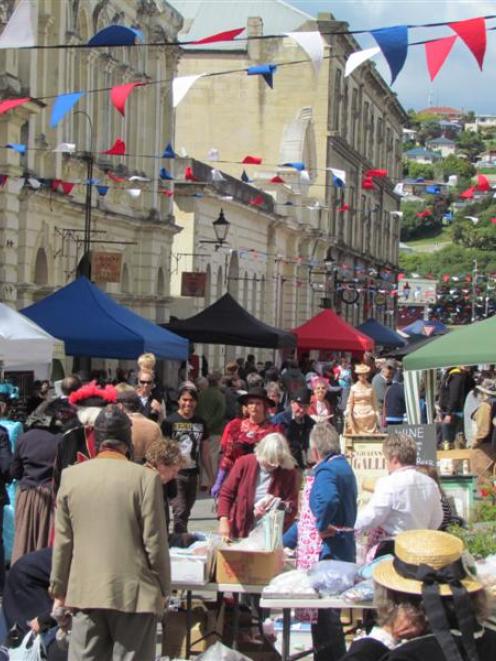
[[290, 389, 311, 405], [238, 387, 275, 408], [354, 363, 371, 375], [373, 530, 482, 596], [477, 378, 496, 397]]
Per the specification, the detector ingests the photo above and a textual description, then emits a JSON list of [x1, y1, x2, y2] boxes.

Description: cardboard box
[[170, 553, 210, 585], [216, 547, 284, 585]]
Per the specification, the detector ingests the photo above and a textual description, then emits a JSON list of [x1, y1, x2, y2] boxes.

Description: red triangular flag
[[162, 190, 174, 197], [365, 168, 388, 178], [449, 17, 486, 70], [0, 97, 30, 115], [61, 181, 75, 195], [250, 195, 265, 206], [107, 171, 126, 183], [110, 82, 144, 116], [0, 174, 8, 187], [50, 179, 61, 192], [242, 155, 262, 164], [476, 174, 490, 191], [184, 166, 199, 182], [270, 175, 285, 183], [101, 138, 126, 155], [362, 176, 375, 190], [192, 27, 245, 45], [425, 35, 457, 81], [338, 204, 350, 212], [491, 218, 496, 225], [459, 186, 475, 199]]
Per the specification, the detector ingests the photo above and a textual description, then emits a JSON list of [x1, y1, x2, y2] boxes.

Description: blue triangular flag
[[162, 143, 176, 158], [160, 167, 174, 181], [281, 161, 305, 171], [247, 64, 277, 89], [333, 175, 344, 188], [50, 92, 85, 128], [85, 178, 100, 185], [88, 25, 143, 47], [241, 169, 252, 183], [96, 185, 109, 197], [6, 143, 26, 154], [192, 192, 204, 198], [371, 25, 408, 84]]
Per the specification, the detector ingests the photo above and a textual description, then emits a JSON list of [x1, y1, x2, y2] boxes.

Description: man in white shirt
[[355, 432, 443, 555]]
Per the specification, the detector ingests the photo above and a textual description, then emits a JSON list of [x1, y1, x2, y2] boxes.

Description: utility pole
[[74, 110, 94, 279], [471, 259, 478, 323]]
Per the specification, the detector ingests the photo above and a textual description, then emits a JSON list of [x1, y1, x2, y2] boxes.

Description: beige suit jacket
[[129, 412, 162, 463], [50, 453, 170, 614]]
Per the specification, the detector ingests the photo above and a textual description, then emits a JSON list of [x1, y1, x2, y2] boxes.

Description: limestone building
[[170, 0, 407, 332]]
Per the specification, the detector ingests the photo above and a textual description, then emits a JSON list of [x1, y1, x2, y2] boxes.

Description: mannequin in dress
[[344, 364, 381, 434], [307, 377, 333, 423]]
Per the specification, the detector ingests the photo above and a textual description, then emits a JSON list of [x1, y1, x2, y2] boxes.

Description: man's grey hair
[[246, 372, 263, 388], [309, 422, 341, 457], [382, 432, 417, 466]]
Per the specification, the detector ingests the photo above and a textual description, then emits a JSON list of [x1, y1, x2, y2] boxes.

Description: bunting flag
[[10, 177, 25, 193], [28, 177, 41, 189], [247, 64, 277, 88], [281, 161, 305, 171], [371, 25, 408, 83], [127, 188, 141, 198], [0, 175, 8, 187], [328, 167, 346, 187], [192, 27, 245, 45], [362, 176, 375, 190], [128, 175, 149, 182], [416, 209, 432, 218], [101, 138, 126, 155], [459, 186, 475, 199], [490, 218, 496, 225], [96, 185, 109, 197], [211, 169, 225, 182], [464, 216, 479, 224], [424, 36, 457, 81], [110, 82, 144, 116], [476, 174, 490, 191], [241, 169, 252, 183], [53, 142, 76, 153], [162, 190, 174, 197], [61, 181, 75, 195], [242, 155, 262, 164], [345, 46, 381, 77], [173, 74, 205, 108], [88, 25, 143, 47], [338, 204, 350, 212], [390, 210, 403, 218], [366, 168, 388, 177], [50, 91, 84, 128], [107, 172, 126, 183], [6, 143, 26, 154], [162, 143, 176, 158], [285, 32, 324, 74], [270, 175, 285, 183], [207, 148, 220, 161], [159, 167, 174, 181], [0, 97, 30, 115], [184, 166, 199, 182], [449, 17, 486, 70], [0, 0, 35, 49], [50, 179, 61, 192], [249, 195, 265, 206]]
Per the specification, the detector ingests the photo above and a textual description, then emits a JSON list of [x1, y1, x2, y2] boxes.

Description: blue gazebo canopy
[[401, 319, 447, 337], [357, 318, 406, 348], [22, 277, 188, 360]]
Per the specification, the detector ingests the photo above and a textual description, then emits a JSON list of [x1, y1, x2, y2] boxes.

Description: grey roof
[[169, 0, 316, 50], [427, 136, 455, 146], [405, 147, 441, 160]]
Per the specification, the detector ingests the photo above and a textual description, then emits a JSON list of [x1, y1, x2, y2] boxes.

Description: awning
[[357, 318, 405, 348], [0, 303, 56, 371], [292, 309, 374, 352]]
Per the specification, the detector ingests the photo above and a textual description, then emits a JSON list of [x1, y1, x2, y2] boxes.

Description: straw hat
[[373, 530, 482, 596], [354, 363, 371, 375], [477, 378, 496, 397]]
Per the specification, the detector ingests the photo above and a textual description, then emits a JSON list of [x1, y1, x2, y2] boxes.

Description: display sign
[[91, 252, 122, 283], [398, 278, 437, 306], [181, 272, 207, 297], [389, 423, 437, 467]]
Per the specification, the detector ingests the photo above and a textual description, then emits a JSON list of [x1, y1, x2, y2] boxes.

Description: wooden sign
[[181, 272, 207, 297], [389, 423, 437, 467], [91, 252, 122, 283]]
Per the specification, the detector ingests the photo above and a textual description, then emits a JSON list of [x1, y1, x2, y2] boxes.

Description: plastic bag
[[358, 554, 394, 580], [8, 631, 46, 661], [307, 560, 358, 595], [340, 578, 375, 603], [195, 641, 253, 660]]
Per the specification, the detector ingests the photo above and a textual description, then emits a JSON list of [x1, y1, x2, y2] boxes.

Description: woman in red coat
[[217, 433, 298, 539]]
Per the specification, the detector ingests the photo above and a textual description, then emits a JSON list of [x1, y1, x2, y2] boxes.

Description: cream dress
[[345, 381, 380, 434]]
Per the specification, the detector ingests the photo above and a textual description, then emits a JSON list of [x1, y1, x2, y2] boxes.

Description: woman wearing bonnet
[[345, 364, 381, 435]]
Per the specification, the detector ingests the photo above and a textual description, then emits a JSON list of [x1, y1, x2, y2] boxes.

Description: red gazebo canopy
[[292, 309, 375, 352]]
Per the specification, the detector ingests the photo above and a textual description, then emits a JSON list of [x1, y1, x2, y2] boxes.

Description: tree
[[455, 130, 485, 161], [399, 244, 496, 278], [434, 154, 475, 180], [406, 161, 434, 180]]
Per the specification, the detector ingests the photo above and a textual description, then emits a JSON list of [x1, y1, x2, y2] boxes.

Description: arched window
[[227, 252, 239, 299], [33, 248, 48, 285], [259, 276, 266, 320], [121, 263, 130, 293], [157, 267, 165, 297], [205, 264, 211, 305], [242, 272, 249, 309], [251, 274, 257, 314]]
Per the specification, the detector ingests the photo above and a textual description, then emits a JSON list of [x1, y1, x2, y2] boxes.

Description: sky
[[290, 0, 496, 114]]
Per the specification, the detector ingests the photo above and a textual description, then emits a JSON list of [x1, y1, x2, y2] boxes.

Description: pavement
[[188, 491, 218, 535]]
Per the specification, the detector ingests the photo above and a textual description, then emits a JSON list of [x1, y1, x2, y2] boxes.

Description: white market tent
[[0, 303, 56, 378]]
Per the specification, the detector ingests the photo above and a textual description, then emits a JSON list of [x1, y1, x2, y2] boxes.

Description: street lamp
[[74, 110, 94, 279], [200, 209, 231, 250]]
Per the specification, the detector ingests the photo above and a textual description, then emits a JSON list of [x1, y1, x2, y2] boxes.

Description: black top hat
[[290, 389, 311, 405], [238, 387, 275, 408]]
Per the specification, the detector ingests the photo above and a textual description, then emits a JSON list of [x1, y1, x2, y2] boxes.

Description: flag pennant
[[271, 175, 285, 183], [88, 25, 143, 47], [50, 179, 61, 192], [127, 188, 141, 199], [242, 155, 262, 164], [459, 186, 475, 199], [184, 166, 199, 182], [345, 47, 381, 77], [281, 161, 305, 171], [366, 168, 388, 178], [129, 175, 149, 182], [28, 177, 41, 189], [101, 138, 126, 155], [61, 181, 75, 195], [208, 148, 220, 161], [159, 167, 174, 181], [285, 32, 324, 74], [464, 215, 479, 224], [241, 169, 252, 183], [449, 17, 486, 70], [211, 169, 225, 182], [50, 92, 84, 128], [338, 204, 350, 212], [250, 195, 265, 206], [247, 64, 277, 88], [96, 185, 109, 197], [107, 172, 126, 183], [0, 97, 30, 115], [6, 143, 26, 154], [191, 27, 245, 45], [162, 143, 176, 158], [85, 178, 100, 185], [491, 218, 496, 225], [328, 167, 346, 187], [362, 176, 375, 190], [110, 82, 144, 116], [161, 190, 174, 198], [476, 174, 490, 191], [371, 25, 408, 84], [0, 174, 8, 187], [53, 142, 76, 153], [424, 36, 457, 82], [416, 209, 432, 218], [0, 0, 35, 48], [173, 74, 205, 108]]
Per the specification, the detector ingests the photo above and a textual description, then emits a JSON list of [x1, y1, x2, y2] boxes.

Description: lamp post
[[74, 110, 94, 278], [471, 259, 478, 322], [199, 209, 231, 250]]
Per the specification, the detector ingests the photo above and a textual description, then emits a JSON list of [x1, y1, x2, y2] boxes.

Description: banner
[[91, 252, 122, 283], [181, 272, 207, 297]]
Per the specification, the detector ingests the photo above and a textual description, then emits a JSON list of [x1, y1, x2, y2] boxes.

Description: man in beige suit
[[116, 389, 162, 463], [50, 405, 170, 661]]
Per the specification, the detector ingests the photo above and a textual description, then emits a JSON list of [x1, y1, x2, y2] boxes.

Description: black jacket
[[272, 409, 314, 468], [0, 424, 13, 506], [439, 369, 472, 414]]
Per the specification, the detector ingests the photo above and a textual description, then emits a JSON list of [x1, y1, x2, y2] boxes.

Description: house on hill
[[426, 135, 456, 158], [404, 147, 442, 164]]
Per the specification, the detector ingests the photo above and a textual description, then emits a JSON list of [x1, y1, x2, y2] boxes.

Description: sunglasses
[[139, 380, 153, 385]]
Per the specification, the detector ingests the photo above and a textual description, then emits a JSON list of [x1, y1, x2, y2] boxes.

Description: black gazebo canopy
[[165, 293, 296, 349]]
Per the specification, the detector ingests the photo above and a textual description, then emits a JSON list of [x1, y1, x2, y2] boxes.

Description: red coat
[[217, 454, 298, 539], [219, 417, 281, 471]]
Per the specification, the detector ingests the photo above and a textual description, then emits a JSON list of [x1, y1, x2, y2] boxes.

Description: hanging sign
[[91, 252, 122, 283], [181, 272, 207, 297]]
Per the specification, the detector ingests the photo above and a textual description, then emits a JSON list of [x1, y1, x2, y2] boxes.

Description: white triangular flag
[[0, 0, 35, 49], [211, 169, 225, 182], [345, 47, 381, 77], [464, 216, 479, 225], [285, 32, 324, 74], [390, 210, 403, 218], [178, 147, 189, 158], [129, 175, 150, 182], [127, 188, 141, 198], [327, 167, 346, 185], [208, 148, 220, 161], [173, 74, 206, 108], [220, 196, 233, 201], [53, 142, 76, 153], [28, 177, 41, 189], [10, 177, 25, 193], [394, 182, 405, 196], [299, 170, 310, 183]]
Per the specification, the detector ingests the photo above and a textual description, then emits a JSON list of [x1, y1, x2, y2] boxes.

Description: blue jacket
[[309, 453, 357, 562]]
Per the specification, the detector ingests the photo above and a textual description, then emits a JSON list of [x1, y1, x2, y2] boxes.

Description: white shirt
[[355, 466, 443, 536]]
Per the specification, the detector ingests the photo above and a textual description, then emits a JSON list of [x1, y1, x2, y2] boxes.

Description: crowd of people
[[0, 350, 492, 660]]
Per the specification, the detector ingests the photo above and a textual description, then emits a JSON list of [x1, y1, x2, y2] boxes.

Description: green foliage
[[475, 502, 496, 523], [406, 161, 435, 180], [434, 154, 475, 180], [455, 131, 485, 161], [451, 201, 496, 251], [399, 243, 496, 278], [448, 523, 496, 559]]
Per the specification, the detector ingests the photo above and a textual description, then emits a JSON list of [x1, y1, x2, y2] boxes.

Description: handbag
[[8, 631, 46, 661]]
